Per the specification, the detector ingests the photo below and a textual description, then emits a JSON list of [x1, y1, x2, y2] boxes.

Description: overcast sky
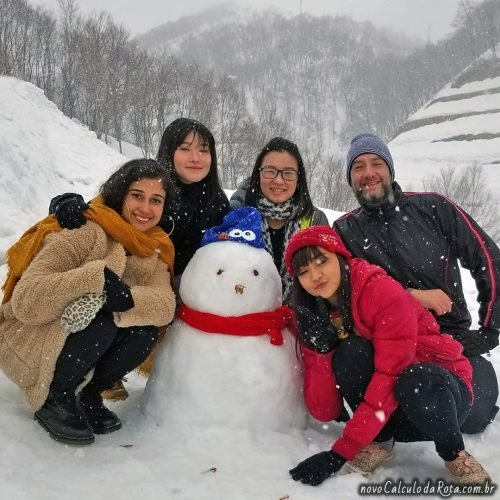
[[30, 0, 462, 42]]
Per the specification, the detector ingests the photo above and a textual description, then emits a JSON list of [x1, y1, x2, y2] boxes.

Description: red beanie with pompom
[[284, 225, 351, 276]]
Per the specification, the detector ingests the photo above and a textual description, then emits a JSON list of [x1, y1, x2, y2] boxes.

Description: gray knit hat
[[346, 133, 394, 185]]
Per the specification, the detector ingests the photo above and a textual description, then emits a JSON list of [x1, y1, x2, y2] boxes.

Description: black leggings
[[333, 335, 472, 461], [52, 310, 159, 394], [460, 355, 499, 434]]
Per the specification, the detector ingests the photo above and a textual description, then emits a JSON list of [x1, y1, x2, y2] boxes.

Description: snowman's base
[[142, 322, 307, 435]]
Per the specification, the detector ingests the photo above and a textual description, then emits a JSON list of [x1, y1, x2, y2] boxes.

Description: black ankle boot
[[79, 389, 122, 434], [34, 389, 94, 445]]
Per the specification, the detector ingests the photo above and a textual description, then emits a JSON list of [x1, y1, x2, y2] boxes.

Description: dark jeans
[[460, 355, 499, 434], [52, 310, 159, 394], [333, 335, 472, 461]]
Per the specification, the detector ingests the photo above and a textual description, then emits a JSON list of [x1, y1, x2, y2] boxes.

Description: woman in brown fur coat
[[0, 159, 176, 445]]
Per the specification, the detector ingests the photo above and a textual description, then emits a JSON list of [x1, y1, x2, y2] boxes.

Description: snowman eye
[[253, 269, 259, 276], [242, 230, 256, 241], [227, 229, 256, 241], [217, 269, 224, 275]]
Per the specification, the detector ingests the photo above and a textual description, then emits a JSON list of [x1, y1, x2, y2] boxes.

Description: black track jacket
[[334, 182, 500, 342]]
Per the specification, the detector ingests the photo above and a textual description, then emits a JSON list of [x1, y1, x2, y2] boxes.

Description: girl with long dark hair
[[284, 226, 490, 486], [156, 117, 229, 276], [230, 137, 327, 301]]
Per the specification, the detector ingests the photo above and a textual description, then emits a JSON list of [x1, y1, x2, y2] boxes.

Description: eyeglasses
[[259, 166, 299, 181]]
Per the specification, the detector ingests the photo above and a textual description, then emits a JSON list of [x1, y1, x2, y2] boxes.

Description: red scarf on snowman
[[181, 207, 295, 346], [177, 304, 293, 346]]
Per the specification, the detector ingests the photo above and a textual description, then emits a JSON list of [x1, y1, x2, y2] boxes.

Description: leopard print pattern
[[61, 293, 106, 334]]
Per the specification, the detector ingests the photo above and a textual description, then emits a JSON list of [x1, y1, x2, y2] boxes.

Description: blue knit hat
[[201, 207, 265, 249], [346, 133, 394, 185]]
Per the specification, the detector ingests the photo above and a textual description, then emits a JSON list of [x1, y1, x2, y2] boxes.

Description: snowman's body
[[142, 241, 306, 433]]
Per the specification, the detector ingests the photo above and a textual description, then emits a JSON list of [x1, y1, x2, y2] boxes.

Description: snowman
[[142, 207, 307, 434]]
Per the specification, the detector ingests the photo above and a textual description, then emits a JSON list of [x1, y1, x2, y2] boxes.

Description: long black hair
[[156, 117, 224, 200], [100, 158, 173, 220], [291, 245, 353, 349], [245, 137, 314, 221]]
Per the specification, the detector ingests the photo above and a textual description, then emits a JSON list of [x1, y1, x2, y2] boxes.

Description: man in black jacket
[[334, 132, 500, 433]]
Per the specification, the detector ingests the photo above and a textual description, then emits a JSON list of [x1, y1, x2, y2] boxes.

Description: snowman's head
[[180, 241, 281, 316], [180, 206, 282, 315]]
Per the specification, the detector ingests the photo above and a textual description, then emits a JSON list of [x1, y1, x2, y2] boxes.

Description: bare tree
[[57, 0, 80, 118], [151, 52, 177, 142], [187, 66, 217, 128], [313, 155, 358, 213], [0, 0, 14, 74], [103, 22, 130, 151], [127, 49, 157, 157], [477, 0, 500, 55], [31, 7, 57, 100], [217, 73, 247, 188], [423, 164, 500, 242], [453, 0, 477, 58], [76, 12, 112, 139]]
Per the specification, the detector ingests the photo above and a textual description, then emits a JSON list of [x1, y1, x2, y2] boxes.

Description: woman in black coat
[[156, 118, 229, 277]]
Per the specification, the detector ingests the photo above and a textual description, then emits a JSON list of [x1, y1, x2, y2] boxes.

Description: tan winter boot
[[101, 379, 129, 402], [445, 450, 491, 485], [345, 442, 393, 474]]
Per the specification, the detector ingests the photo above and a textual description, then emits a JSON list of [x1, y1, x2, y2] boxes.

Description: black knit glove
[[102, 267, 135, 312], [50, 193, 89, 229], [296, 305, 341, 354], [289, 450, 346, 486], [455, 328, 499, 357]]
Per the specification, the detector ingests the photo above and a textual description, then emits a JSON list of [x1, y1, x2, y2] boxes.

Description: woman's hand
[[289, 450, 346, 486], [50, 193, 89, 229], [296, 305, 340, 353], [102, 267, 135, 312]]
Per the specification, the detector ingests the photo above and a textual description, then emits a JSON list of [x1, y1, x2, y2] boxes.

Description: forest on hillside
[[1, 0, 499, 209]]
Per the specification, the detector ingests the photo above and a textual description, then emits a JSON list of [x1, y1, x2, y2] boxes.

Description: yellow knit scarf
[[2, 196, 174, 304]]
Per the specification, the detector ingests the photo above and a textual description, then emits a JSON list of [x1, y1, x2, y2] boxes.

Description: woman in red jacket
[[284, 226, 490, 486]]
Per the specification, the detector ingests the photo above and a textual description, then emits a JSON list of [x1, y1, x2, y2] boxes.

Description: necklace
[[329, 310, 350, 340]]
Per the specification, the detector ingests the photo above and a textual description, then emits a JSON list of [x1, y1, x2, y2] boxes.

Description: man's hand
[[409, 288, 452, 316], [455, 328, 499, 357]]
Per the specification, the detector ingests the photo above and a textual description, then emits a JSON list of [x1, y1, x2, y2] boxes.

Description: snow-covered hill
[[135, 3, 249, 53], [0, 76, 125, 256], [0, 76, 499, 500], [390, 45, 500, 199]]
